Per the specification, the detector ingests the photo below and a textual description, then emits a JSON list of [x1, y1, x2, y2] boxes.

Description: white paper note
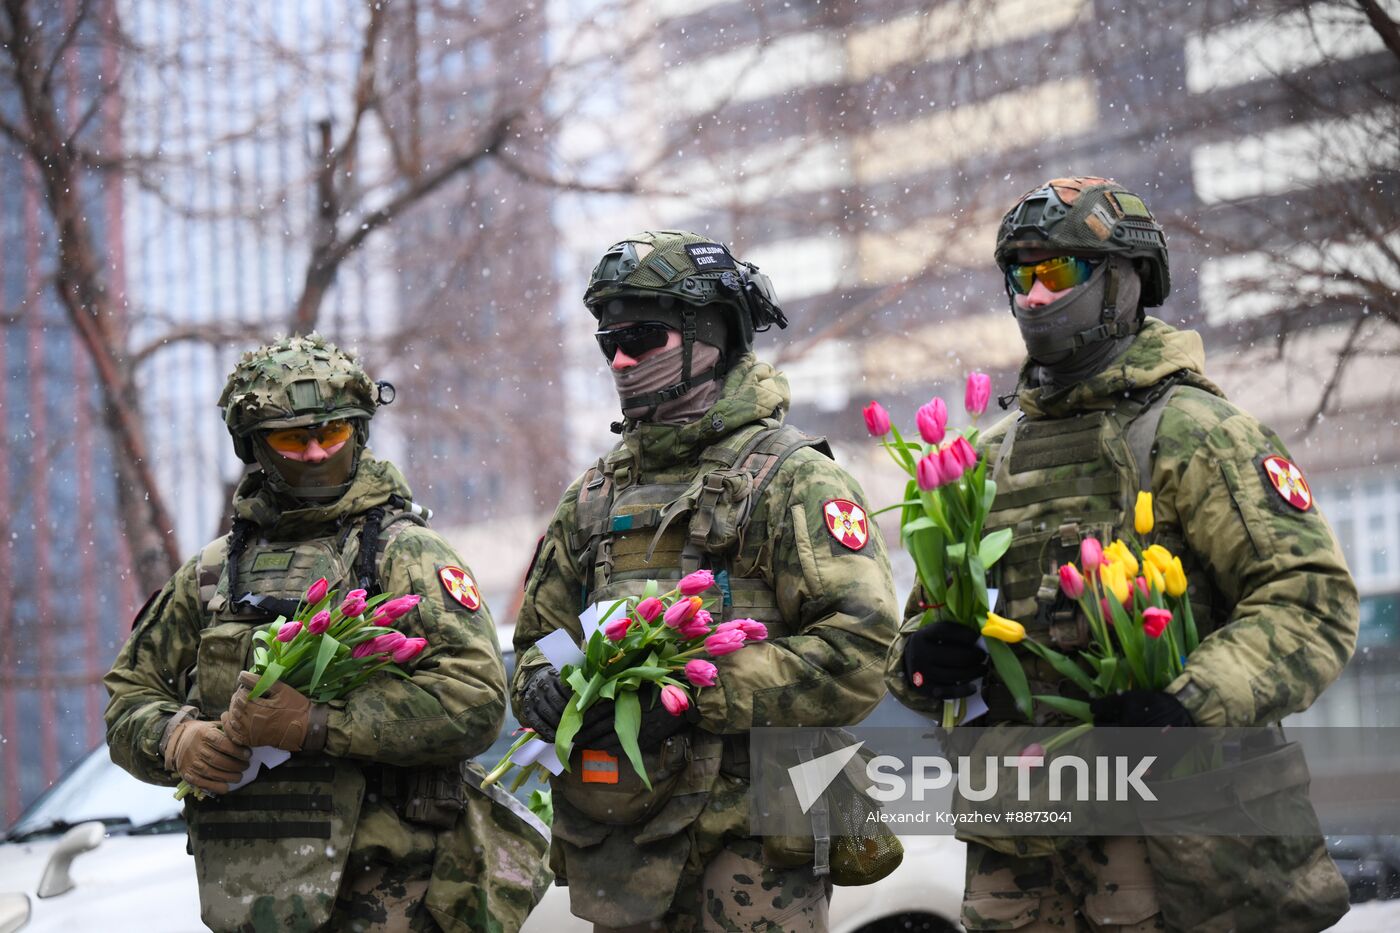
[[512, 736, 566, 776], [536, 628, 585, 671], [228, 745, 292, 792]]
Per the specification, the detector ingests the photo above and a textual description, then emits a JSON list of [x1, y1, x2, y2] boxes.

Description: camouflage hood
[[230, 453, 414, 536], [1016, 318, 1224, 419], [622, 353, 790, 468]]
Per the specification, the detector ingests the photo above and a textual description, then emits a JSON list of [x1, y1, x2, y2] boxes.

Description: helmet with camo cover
[[219, 334, 387, 499], [584, 231, 787, 407], [994, 177, 1170, 307]]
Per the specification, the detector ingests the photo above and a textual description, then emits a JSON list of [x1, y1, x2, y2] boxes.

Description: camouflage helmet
[[994, 177, 1170, 307], [218, 333, 380, 465], [583, 230, 787, 358]]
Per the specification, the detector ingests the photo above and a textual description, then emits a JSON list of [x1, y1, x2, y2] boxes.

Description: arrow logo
[[787, 740, 864, 813]]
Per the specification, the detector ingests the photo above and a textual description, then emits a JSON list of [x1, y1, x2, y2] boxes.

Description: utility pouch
[[400, 763, 467, 830], [1136, 738, 1348, 933], [687, 468, 754, 555]]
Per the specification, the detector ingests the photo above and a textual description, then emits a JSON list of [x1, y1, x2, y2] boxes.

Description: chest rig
[[570, 420, 831, 638], [982, 381, 1226, 722], [183, 496, 427, 933]]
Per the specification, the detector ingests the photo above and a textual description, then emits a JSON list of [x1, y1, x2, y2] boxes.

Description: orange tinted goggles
[[264, 419, 354, 454]]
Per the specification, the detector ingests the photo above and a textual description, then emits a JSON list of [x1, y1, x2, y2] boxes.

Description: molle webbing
[[192, 763, 338, 840]]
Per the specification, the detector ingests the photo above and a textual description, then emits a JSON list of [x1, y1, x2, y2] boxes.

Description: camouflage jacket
[[105, 456, 507, 778], [885, 319, 1359, 727], [513, 355, 898, 748]]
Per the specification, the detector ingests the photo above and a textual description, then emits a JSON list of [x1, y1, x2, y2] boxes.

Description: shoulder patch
[[822, 498, 870, 551], [438, 565, 482, 610], [1260, 455, 1313, 512]]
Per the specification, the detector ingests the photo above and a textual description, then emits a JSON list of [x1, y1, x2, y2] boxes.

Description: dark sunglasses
[[595, 322, 672, 361], [1005, 256, 1101, 295]]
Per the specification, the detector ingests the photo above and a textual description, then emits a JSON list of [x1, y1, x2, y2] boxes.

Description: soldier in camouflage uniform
[[105, 335, 550, 933], [512, 231, 899, 931], [884, 178, 1357, 932]]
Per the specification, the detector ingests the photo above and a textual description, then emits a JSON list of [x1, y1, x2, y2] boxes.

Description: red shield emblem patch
[[823, 499, 870, 551], [1261, 455, 1312, 512], [438, 566, 481, 610]]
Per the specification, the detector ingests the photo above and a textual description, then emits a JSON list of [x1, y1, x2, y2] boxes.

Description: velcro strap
[[199, 793, 332, 812], [197, 821, 332, 840]]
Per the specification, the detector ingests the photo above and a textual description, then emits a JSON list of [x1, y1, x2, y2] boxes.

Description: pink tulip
[[660, 684, 691, 716], [1143, 607, 1172, 639], [276, 620, 302, 642], [678, 569, 715, 596], [371, 630, 408, 654], [603, 615, 633, 642], [965, 372, 992, 417], [352, 640, 377, 659], [950, 436, 979, 471], [1101, 598, 1113, 623], [1080, 538, 1104, 573], [684, 659, 718, 687], [664, 596, 701, 628], [736, 619, 768, 642], [916, 398, 948, 445], [938, 445, 967, 484], [392, 637, 428, 664], [636, 597, 664, 622], [307, 610, 332, 635], [304, 578, 330, 605], [379, 594, 422, 622], [862, 401, 891, 438], [1015, 742, 1046, 770], [340, 595, 367, 618], [916, 453, 945, 491], [346, 588, 367, 601], [1058, 564, 1085, 600], [705, 629, 747, 657], [678, 616, 712, 640], [1135, 576, 1151, 600]]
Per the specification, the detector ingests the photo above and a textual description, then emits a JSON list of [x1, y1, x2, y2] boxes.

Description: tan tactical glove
[[163, 716, 250, 795], [222, 671, 328, 753]]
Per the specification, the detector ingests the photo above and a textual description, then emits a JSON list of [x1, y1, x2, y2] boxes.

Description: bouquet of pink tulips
[[485, 570, 765, 791], [174, 577, 428, 799], [865, 372, 1015, 728]]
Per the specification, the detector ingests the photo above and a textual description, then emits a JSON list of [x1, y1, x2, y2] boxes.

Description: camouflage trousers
[[327, 809, 440, 933], [961, 837, 1164, 932], [593, 838, 831, 933]]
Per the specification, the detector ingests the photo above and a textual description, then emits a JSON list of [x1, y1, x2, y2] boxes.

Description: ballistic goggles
[[595, 322, 672, 361], [1005, 256, 1101, 295], [263, 419, 354, 455]]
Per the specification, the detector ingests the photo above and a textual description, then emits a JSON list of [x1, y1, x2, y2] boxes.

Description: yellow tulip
[[1146, 563, 1166, 594], [1165, 556, 1188, 598], [981, 612, 1026, 644], [1134, 491, 1155, 535], [1143, 544, 1174, 574], [1105, 540, 1140, 577], [1100, 562, 1131, 606]]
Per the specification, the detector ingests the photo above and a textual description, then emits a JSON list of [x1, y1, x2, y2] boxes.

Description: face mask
[[1012, 257, 1142, 388], [257, 435, 357, 502], [612, 342, 724, 424]]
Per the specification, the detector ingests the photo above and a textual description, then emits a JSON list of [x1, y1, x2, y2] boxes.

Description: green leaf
[[528, 788, 554, 826], [599, 678, 618, 699], [554, 699, 583, 767], [575, 672, 605, 711], [310, 634, 342, 693], [253, 646, 268, 668], [978, 528, 1014, 568], [901, 516, 937, 536], [985, 639, 1033, 720], [612, 690, 651, 790], [906, 524, 947, 603], [249, 661, 286, 700], [1107, 598, 1151, 688], [565, 669, 589, 695], [252, 629, 271, 645], [1024, 642, 1097, 695], [967, 550, 989, 618], [642, 579, 659, 600], [945, 542, 967, 564], [981, 478, 998, 513], [870, 499, 922, 518], [1032, 694, 1093, 723]]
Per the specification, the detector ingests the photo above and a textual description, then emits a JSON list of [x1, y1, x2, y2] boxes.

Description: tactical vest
[[548, 420, 832, 926], [980, 380, 1229, 724], [183, 498, 428, 933]]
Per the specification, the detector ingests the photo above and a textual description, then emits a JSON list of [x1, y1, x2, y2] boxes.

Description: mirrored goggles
[[595, 322, 672, 361], [263, 419, 354, 455], [1005, 256, 1101, 295]]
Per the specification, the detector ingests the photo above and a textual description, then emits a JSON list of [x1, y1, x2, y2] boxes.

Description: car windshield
[[6, 747, 183, 840]]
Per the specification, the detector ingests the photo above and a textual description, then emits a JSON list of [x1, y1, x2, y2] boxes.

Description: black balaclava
[[1012, 256, 1143, 390]]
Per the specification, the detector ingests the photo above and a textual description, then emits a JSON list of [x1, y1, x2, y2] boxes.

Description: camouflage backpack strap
[[572, 455, 619, 593], [355, 494, 431, 596], [1123, 379, 1183, 500]]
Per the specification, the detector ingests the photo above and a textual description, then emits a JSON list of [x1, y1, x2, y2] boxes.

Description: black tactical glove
[[518, 667, 572, 742], [1090, 690, 1194, 729], [573, 688, 693, 753], [902, 621, 988, 699]]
